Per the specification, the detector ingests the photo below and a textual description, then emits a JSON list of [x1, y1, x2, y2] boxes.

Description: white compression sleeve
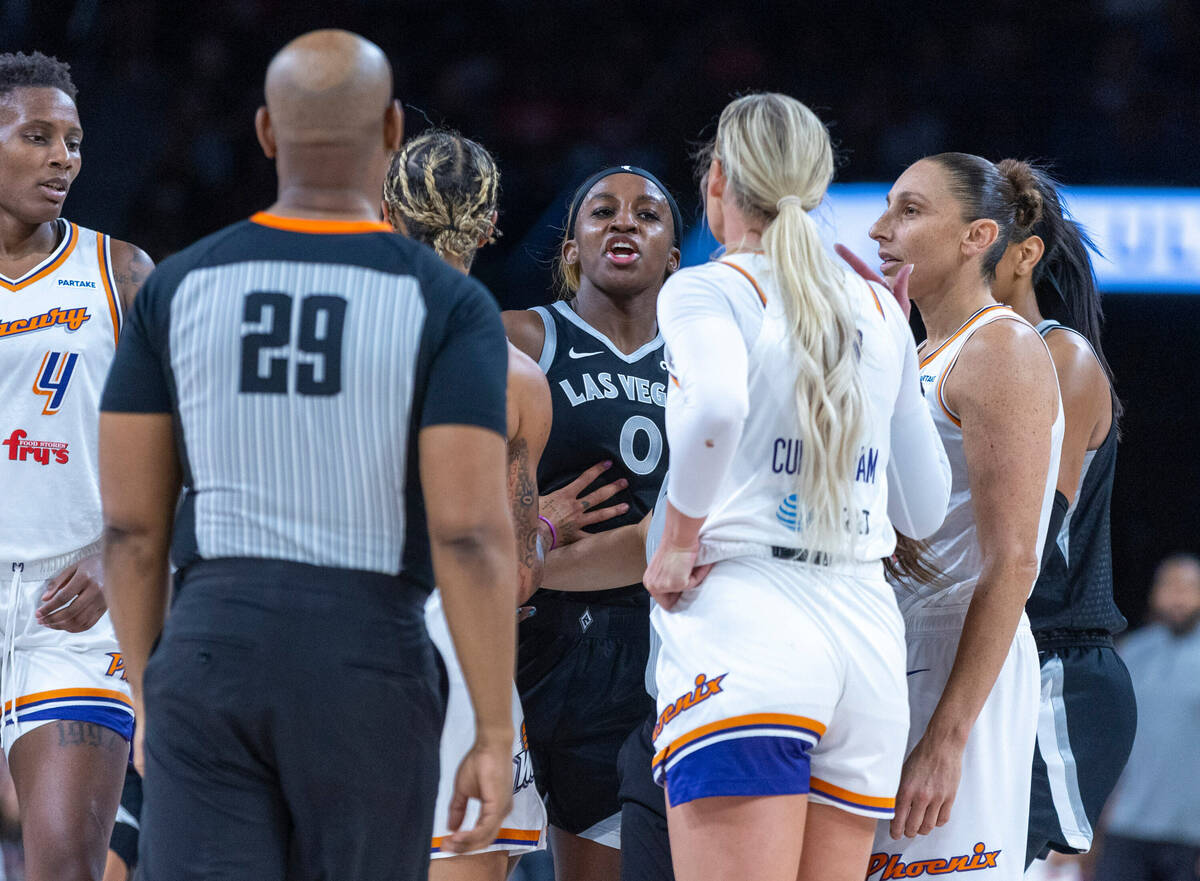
[[658, 270, 750, 519], [886, 315, 951, 539]]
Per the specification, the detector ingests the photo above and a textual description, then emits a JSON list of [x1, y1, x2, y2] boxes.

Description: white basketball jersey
[[677, 254, 912, 569], [0, 220, 122, 561], [899, 304, 1064, 610]]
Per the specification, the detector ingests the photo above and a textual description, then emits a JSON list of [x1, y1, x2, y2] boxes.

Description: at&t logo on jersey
[[33, 351, 79, 415], [0, 306, 90, 339], [777, 493, 804, 531], [867, 842, 1001, 878], [2, 429, 69, 465]]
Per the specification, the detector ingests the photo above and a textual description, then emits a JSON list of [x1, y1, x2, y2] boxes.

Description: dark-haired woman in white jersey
[[867, 153, 1064, 881]]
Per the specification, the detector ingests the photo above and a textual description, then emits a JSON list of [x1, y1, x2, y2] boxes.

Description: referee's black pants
[[139, 559, 446, 881]]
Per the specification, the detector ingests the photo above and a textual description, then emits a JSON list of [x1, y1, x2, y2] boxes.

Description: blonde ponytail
[[714, 93, 868, 556]]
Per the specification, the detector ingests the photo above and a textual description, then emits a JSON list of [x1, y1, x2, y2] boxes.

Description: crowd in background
[[2, 0, 1199, 303]]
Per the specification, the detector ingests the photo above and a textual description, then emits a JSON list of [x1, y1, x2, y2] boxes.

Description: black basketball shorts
[[517, 597, 653, 842], [1027, 637, 1137, 866]]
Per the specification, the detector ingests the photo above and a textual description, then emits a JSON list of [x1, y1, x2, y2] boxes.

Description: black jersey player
[[504, 166, 680, 881], [990, 160, 1136, 869]]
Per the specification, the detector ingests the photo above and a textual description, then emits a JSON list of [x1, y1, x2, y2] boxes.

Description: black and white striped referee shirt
[[100, 212, 508, 590]]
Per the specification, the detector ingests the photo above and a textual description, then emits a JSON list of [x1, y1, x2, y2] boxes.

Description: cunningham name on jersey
[[659, 254, 918, 567]]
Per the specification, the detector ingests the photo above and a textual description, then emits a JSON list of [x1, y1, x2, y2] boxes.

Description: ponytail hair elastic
[[776, 195, 806, 211]]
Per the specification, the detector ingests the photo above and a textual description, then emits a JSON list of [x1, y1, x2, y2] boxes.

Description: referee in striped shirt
[[97, 30, 517, 880]]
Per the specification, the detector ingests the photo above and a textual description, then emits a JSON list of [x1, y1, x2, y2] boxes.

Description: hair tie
[[776, 195, 806, 212]]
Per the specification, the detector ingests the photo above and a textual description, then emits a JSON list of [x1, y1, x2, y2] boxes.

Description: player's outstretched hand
[[37, 552, 107, 633], [835, 243, 913, 320], [540, 460, 629, 546], [644, 541, 712, 611], [888, 732, 964, 840], [442, 735, 514, 854]]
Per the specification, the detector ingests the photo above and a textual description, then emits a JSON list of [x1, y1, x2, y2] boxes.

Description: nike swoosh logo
[[906, 668, 930, 677], [568, 347, 603, 359]]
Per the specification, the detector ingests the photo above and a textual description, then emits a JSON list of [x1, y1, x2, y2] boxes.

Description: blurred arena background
[[3, 0, 1195, 646], [3, 1, 1198, 879]]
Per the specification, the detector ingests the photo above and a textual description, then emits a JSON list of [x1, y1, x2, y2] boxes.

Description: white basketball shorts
[[0, 539, 134, 756], [425, 590, 546, 858], [651, 555, 908, 819], [868, 604, 1039, 880]]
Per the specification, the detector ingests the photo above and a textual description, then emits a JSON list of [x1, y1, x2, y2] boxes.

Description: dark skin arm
[[38, 239, 156, 635], [99, 413, 180, 775], [501, 309, 546, 363], [507, 345, 553, 603], [542, 513, 651, 592], [421, 424, 518, 853]]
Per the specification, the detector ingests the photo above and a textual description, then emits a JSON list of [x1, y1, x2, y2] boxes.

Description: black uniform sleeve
[[419, 276, 508, 435], [100, 269, 173, 413]]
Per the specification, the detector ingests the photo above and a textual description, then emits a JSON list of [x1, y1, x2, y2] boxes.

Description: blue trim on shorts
[[809, 782, 895, 816], [494, 836, 537, 848], [9, 693, 131, 712], [664, 735, 812, 807], [7, 706, 134, 741]]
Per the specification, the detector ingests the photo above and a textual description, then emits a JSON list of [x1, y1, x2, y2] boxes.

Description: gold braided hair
[[383, 129, 500, 269]]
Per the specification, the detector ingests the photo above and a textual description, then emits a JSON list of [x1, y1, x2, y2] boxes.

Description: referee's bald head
[[265, 30, 392, 142], [255, 30, 402, 192]]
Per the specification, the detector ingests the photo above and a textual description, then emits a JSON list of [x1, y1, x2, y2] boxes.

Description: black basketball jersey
[[1026, 320, 1127, 636], [532, 300, 668, 607]]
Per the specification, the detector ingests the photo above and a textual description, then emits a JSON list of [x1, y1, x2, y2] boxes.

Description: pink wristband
[[538, 515, 557, 551]]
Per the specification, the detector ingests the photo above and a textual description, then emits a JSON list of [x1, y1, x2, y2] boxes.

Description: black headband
[[565, 165, 682, 246]]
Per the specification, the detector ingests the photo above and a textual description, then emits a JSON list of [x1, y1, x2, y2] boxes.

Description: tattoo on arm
[[508, 438, 541, 579], [112, 246, 155, 312]]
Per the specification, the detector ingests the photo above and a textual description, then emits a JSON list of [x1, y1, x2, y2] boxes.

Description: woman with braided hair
[[384, 129, 501, 272], [384, 129, 552, 881]]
